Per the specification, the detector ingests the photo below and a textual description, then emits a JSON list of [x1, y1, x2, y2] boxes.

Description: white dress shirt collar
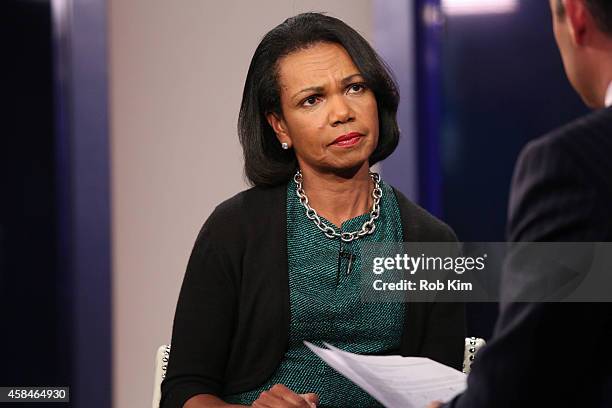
[[605, 81, 612, 108]]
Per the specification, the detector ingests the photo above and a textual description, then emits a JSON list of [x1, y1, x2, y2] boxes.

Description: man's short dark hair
[[238, 12, 400, 187], [557, 0, 612, 34]]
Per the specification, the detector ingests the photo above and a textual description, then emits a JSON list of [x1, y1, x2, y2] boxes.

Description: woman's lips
[[331, 132, 364, 147]]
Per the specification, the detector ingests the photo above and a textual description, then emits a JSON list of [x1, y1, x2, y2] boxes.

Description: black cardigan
[[160, 184, 466, 408]]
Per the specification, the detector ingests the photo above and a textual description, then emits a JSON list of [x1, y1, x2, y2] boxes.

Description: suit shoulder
[[391, 186, 458, 242], [517, 108, 612, 180], [523, 108, 612, 157], [508, 109, 612, 241]]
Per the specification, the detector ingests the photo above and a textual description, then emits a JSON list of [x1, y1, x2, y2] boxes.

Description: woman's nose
[[328, 95, 355, 126]]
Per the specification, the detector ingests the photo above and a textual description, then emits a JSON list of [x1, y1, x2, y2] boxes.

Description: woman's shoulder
[[200, 183, 287, 239], [211, 183, 285, 218], [388, 185, 458, 243]]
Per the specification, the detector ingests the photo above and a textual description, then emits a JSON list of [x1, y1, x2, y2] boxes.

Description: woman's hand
[[252, 384, 319, 408]]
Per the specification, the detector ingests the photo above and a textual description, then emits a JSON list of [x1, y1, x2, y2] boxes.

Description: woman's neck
[[298, 163, 374, 228]]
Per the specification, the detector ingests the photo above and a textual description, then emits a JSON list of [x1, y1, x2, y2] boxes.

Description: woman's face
[[266, 42, 379, 175]]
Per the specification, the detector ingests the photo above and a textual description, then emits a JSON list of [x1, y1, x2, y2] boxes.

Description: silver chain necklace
[[293, 169, 382, 242]]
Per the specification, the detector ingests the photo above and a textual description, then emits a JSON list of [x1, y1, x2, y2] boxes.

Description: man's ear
[[564, 0, 589, 46], [266, 112, 292, 147]]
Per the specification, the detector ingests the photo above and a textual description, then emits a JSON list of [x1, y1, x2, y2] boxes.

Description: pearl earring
[[281, 142, 289, 150]]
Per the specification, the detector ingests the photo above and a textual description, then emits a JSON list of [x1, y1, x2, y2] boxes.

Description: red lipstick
[[331, 132, 363, 147]]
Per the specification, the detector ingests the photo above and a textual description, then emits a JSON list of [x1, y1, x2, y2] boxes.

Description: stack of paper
[[304, 342, 466, 408]]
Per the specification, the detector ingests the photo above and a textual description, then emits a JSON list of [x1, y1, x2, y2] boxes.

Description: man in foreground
[[431, 0, 612, 406]]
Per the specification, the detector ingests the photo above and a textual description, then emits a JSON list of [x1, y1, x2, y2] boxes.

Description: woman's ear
[[266, 112, 292, 147]]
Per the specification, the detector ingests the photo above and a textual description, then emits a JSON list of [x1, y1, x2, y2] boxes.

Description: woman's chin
[[322, 160, 372, 178]]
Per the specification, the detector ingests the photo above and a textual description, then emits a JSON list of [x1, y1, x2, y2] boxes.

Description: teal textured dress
[[225, 178, 405, 407]]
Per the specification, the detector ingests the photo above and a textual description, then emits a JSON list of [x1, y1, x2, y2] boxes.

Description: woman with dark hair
[[161, 12, 465, 408]]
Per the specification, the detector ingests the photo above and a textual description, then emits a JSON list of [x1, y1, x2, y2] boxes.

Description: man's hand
[[426, 401, 444, 408], [252, 384, 319, 408]]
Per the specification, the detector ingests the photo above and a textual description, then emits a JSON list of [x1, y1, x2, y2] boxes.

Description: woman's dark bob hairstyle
[[238, 12, 400, 187]]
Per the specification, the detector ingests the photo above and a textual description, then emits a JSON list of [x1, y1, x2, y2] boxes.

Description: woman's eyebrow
[[292, 85, 325, 102], [291, 73, 364, 102], [340, 73, 364, 86]]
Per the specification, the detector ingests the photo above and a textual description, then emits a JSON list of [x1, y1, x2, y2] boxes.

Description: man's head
[[550, 0, 612, 108]]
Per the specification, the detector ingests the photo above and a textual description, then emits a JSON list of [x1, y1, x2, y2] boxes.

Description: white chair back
[[463, 336, 486, 373], [152, 344, 171, 408]]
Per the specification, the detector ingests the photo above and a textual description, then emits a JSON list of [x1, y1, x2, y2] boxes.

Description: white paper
[[304, 341, 466, 408]]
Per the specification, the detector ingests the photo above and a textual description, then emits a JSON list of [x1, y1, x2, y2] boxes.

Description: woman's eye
[[303, 96, 319, 107], [348, 83, 366, 94]]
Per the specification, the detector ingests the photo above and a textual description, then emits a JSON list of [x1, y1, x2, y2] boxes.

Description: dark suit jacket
[[447, 107, 612, 407]]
